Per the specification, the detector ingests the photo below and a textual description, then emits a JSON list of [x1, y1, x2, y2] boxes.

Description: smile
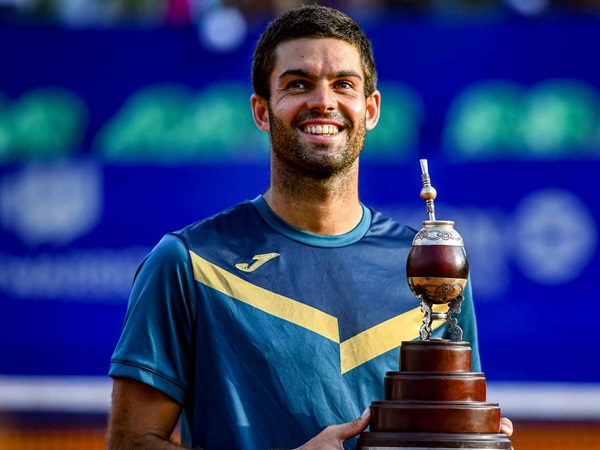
[[301, 124, 340, 135]]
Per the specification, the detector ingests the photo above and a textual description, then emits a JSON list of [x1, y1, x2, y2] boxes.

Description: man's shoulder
[[174, 199, 258, 238], [161, 198, 270, 262], [366, 206, 419, 242]]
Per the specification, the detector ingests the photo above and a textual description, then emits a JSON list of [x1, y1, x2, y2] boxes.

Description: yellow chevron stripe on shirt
[[189, 250, 445, 374], [339, 307, 444, 373], [190, 251, 340, 343]]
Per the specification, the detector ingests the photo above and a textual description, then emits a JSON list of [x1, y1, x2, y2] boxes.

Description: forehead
[[272, 38, 363, 79]]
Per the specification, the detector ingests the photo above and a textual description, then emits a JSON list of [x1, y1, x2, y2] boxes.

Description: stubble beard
[[268, 106, 367, 182]]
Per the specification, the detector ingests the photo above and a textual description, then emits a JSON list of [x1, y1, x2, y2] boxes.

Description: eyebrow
[[278, 68, 363, 82]]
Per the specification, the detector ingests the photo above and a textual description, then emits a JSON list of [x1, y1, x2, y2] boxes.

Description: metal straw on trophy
[[358, 160, 512, 449]]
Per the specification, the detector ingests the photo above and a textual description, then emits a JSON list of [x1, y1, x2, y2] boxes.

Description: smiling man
[[251, 35, 380, 236], [106, 5, 511, 450]]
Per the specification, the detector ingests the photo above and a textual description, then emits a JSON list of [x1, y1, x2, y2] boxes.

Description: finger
[[500, 417, 513, 437], [328, 407, 371, 441]]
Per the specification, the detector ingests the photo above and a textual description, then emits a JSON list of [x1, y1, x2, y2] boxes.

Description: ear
[[365, 90, 381, 131], [251, 94, 270, 132]]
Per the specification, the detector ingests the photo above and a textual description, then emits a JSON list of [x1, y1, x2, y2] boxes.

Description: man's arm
[[107, 377, 189, 449]]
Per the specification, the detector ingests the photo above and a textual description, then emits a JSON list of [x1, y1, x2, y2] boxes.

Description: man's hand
[[500, 417, 513, 437], [500, 417, 514, 450], [294, 408, 371, 449]]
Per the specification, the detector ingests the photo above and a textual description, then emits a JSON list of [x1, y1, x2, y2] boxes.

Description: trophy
[[357, 160, 512, 449]]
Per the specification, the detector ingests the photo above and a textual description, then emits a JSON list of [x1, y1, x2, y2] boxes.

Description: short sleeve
[[109, 233, 196, 405]]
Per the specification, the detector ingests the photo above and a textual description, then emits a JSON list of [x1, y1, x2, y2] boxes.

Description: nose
[[306, 82, 337, 112]]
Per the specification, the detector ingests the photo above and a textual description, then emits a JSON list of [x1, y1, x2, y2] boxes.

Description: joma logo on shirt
[[236, 253, 280, 272]]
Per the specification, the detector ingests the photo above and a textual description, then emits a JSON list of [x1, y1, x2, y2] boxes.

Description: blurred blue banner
[[1, 16, 599, 395]]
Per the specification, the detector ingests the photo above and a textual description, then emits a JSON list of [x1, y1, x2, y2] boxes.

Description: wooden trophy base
[[357, 340, 511, 449], [358, 431, 511, 449]]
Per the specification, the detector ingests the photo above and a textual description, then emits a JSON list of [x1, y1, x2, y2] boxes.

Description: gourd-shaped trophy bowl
[[407, 160, 468, 343], [357, 160, 512, 450]]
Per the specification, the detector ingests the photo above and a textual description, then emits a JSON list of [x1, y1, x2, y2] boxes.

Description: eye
[[335, 80, 354, 90], [286, 80, 308, 90]]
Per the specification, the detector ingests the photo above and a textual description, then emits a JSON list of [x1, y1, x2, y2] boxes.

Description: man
[[107, 5, 512, 450]]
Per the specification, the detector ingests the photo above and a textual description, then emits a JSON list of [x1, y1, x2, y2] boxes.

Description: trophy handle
[[446, 295, 464, 342], [418, 295, 464, 342], [419, 299, 432, 340]]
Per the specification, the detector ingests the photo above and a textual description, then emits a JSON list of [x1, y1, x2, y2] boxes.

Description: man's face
[[252, 38, 380, 178]]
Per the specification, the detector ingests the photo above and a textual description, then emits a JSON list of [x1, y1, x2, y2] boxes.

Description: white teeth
[[303, 125, 339, 135]]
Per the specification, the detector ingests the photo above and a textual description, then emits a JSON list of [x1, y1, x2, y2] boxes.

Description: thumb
[[329, 407, 371, 441]]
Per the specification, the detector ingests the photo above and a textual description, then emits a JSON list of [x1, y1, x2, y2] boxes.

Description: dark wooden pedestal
[[357, 340, 512, 449]]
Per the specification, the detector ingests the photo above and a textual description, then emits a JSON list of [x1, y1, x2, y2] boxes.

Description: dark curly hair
[[252, 5, 378, 100]]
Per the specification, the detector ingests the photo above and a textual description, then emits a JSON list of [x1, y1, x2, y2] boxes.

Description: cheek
[[344, 100, 368, 120], [272, 97, 303, 117]]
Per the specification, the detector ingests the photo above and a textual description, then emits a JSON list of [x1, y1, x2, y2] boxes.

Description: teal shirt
[[110, 196, 480, 450]]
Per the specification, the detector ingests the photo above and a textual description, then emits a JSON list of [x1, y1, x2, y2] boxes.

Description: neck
[[264, 159, 363, 235]]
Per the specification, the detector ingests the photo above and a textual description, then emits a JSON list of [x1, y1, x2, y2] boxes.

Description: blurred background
[[1, 0, 600, 449]]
